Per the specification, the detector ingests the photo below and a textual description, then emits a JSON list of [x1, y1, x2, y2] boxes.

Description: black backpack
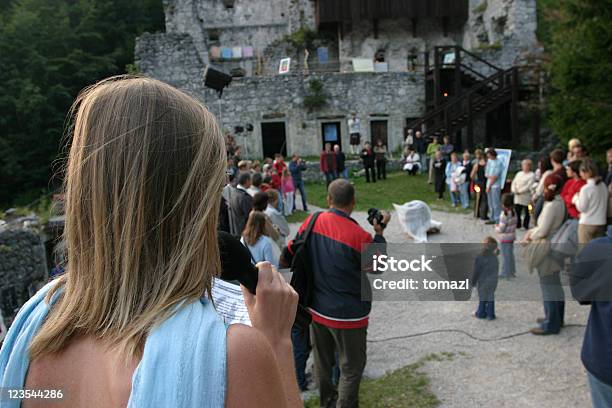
[[281, 212, 321, 312]]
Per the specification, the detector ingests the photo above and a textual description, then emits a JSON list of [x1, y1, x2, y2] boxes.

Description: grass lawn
[[296, 171, 471, 217], [303, 353, 453, 408]]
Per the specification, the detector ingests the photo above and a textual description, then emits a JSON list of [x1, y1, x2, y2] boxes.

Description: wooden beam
[[434, 48, 441, 109], [454, 46, 462, 99], [511, 68, 520, 148]]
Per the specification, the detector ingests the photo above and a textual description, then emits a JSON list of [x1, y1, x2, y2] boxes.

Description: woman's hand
[[241, 262, 298, 347]]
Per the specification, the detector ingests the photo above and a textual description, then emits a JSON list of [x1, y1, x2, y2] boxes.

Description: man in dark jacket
[[286, 179, 390, 407], [334, 144, 347, 179], [413, 131, 428, 173], [360, 142, 376, 183], [221, 172, 253, 236], [571, 225, 612, 407]]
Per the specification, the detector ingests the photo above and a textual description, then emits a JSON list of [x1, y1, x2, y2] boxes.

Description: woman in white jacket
[[573, 159, 608, 244], [511, 159, 535, 229]]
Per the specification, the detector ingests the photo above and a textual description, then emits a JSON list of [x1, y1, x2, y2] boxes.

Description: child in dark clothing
[[432, 150, 447, 199], [471, 236, 500, 320]]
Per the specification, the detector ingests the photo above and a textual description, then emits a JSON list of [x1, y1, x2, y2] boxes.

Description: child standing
[[496, 193, 518, 279], [433, 149, 446, 200], [471, 236, 500, 320], [281, 168, 295, 216]]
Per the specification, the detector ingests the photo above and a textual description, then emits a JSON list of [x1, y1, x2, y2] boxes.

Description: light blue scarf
[[0, 280, 227, 407]]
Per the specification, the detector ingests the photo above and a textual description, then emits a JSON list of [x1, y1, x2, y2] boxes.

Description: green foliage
[[473, 1, 488, 14], [476, 41, 502, 51], [286, 27, 319, 49], [0, 0, 164, 208], [542, 0, 612, 152], [303, 79, 328, 112], [304, 353, 442, 408]]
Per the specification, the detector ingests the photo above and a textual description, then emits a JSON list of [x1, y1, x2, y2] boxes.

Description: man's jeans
[[500, 242, 516, 277], [339, 168, 349, 180], [420, 155, 428, 174], [459, 183, 470, 208], [487, 185, 502, 223], [325, 171, 336, 186], [291, 325, 311, 390], [589, 371, 612, 408], [311, 322, 367, 408], [293, 180, 308, 211]]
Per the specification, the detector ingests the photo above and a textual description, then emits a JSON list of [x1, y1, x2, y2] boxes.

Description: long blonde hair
[[30, 76, 227, 359], [242, 211, 267, 246]]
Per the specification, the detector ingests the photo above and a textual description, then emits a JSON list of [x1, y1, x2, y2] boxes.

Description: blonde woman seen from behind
[[0, 76, 301, 408]]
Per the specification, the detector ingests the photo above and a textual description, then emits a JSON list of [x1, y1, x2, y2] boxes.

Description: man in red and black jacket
[[286, 179, 389, 406]]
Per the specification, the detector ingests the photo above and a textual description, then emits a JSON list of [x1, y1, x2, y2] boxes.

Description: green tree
[[0, 0, 163, 207], [543, 0, 612, 153]]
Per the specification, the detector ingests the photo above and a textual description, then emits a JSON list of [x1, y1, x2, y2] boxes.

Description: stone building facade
[[136, 0, 538, 157]]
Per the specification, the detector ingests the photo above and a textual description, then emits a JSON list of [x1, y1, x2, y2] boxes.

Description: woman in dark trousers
[[471, 149, 489, 220], [373, 139, 387, 180], [432, 150, 446, 199]]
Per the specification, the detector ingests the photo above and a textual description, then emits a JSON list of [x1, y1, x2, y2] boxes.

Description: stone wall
[[0, 229, 48, 328], [193, 72, 425, 157], [338, 17, 465, 72], [153, 0, 539, 77], [163, 0, 316, 66]]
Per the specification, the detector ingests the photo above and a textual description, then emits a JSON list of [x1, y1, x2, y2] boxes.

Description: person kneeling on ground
[[403, 146, 420, 175]]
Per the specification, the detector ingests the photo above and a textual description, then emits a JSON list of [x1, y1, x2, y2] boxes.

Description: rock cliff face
[[463, 0, 540, 69]]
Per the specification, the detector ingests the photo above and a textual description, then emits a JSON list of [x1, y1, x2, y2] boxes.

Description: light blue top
[[241, 235, 279, 268], [0, 280, 227, 408], [445, 161, 461, 185], [485, 158, 503, 188]]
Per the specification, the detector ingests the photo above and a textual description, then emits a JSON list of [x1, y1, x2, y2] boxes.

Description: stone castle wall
[[135, 0, 540, 157], [0, 229, 48, 328], [199, 72, 425, 157]]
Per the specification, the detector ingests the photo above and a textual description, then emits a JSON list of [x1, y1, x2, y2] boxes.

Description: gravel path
[[289, 207, 590, 407]]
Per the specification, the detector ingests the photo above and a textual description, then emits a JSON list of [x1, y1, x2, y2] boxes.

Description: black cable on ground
[[367, 324, 586, 343]]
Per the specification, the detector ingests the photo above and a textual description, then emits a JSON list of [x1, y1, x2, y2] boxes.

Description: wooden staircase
[[409, 46, 520, 148]]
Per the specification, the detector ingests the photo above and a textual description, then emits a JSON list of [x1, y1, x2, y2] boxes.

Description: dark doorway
[[486, 103, 512, 148], [370, 120, 388, 146], [261, 122, 287, 158], [321, 122, 341, 150]]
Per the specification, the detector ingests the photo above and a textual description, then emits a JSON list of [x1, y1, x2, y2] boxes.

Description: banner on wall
[[279, 58, 291, 74]]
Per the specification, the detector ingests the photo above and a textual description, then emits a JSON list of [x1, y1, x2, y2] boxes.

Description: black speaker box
[[204, 65, 232, 96]]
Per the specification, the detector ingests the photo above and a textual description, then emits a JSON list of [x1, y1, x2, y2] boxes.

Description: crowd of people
[[220, 149, 311, 268], [2, 75, 612, 407]]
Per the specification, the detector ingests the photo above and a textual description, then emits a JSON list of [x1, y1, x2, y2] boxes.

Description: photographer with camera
[[284, 179, 390, 407]]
